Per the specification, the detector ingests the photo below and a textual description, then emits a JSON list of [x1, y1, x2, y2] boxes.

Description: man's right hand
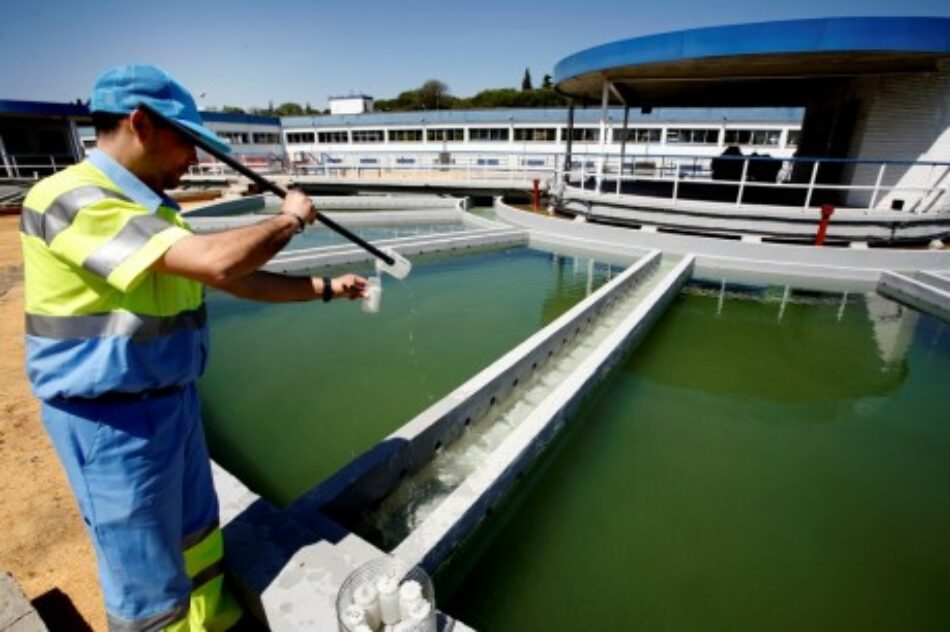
[[282, 190, 317, 227]]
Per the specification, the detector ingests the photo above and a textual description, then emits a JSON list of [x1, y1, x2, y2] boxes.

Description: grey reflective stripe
[[26, 305, 207, 341], [18, 186, 130, 243], [18, 205, 44, 238], [182, 520, 220, 551], [106, 601, 188, 632], [84, 214, 175, 278], [191, 560, 225, 591]]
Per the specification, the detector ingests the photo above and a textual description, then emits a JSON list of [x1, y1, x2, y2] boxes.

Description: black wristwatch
[[322, 277, 333, 302], [289, 213, 305, 234]]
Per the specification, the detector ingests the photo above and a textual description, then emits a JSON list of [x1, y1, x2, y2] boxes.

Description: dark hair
[[91, 112, 128, 136]]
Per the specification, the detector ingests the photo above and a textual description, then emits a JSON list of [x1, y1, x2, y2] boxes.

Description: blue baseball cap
[[89, 64, 230, 154]]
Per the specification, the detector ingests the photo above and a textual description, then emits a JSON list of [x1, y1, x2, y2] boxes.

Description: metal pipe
[[564, 101, 575, 184], [139, 103, 395, 266], [618, 106, 630, 197]]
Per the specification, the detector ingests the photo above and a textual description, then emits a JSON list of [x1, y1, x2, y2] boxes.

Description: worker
[[19, 64, 367, 630]]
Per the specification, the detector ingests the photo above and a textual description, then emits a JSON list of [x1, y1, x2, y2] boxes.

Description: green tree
[[221, 105, 246, 114], [274, 102, 305, 116], [542, 74, 553, 89], [521, 68, 533, 91], [419, 79, 450, 109]]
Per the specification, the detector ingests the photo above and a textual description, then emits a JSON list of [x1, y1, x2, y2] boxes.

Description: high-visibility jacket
[[20, 153, 207, 399]]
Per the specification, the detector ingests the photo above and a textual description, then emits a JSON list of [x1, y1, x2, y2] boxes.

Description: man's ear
[[128, 108, 153, 140]]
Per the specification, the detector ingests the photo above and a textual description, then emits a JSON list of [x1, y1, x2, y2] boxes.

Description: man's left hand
[[331, 274, 367, 300]]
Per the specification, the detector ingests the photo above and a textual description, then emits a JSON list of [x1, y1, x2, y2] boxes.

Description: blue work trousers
[[42, 383, 220, 628]]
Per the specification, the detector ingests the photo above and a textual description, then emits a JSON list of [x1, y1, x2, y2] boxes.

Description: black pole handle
[[139, 103, 395, 266]]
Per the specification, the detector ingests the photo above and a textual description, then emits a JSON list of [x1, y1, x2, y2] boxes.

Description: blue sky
[[3, 0, 947, 109]]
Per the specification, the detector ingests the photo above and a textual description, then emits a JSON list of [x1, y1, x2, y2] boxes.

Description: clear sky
[[3, 0, 948, 110]]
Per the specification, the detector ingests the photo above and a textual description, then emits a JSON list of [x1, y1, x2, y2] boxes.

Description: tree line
[[208, 69, 568, 116]]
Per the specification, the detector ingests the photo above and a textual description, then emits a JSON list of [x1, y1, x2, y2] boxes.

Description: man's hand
[[329, 274, 367, 300], [282, 190, 317, 228]]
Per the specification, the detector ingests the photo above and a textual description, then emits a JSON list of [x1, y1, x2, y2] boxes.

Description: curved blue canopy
[[554, 17, 950, 106]]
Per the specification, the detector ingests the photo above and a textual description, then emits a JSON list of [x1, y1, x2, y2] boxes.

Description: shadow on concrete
[[32, 588, 94, 632], [221, 438, 414, 628]]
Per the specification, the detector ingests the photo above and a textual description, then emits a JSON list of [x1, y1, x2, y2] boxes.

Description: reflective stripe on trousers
[[106, 526, 242, 632], [162, 527, 243, 632]]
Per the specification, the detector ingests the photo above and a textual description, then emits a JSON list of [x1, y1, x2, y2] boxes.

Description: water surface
[[439, 288, 950, 631], [200, 248, 616, 505]]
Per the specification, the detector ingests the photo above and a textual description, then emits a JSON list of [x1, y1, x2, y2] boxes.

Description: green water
[[286, 221, 469, 250], [199, 248, 616, 505], [439, 288, 950, 631]]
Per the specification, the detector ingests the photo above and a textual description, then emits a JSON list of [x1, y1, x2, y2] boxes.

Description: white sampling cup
[[362, 276, 382, 314], [376, 247, 411, 280]]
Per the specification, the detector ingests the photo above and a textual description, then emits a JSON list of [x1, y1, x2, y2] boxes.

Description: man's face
[[149, 124, 198, 190]]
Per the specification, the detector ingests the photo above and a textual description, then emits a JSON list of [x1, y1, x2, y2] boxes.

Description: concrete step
[[0, 571, 47, 632]]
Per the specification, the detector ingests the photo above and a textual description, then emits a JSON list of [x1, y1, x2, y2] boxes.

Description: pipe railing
[[0, 153, 79, 179], [565, 151, 950, 214], [8, 148, 948, 215]]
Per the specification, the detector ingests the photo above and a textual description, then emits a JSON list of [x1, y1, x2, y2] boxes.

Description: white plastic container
[[363, 276, 382, 314], [376, 247, 412, 280], [398, 580, 422, 620], [353, 583, 382, 630], [336, 557, 436, 632]]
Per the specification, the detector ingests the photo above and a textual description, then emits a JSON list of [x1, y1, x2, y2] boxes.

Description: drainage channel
[[358, 254, 683, 549], [213, 249, 693, 631]]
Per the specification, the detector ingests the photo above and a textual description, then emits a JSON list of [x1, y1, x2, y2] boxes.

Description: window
[[427, 128, 464, 142], [286, 132, 315, 144], [666, 128, 720, 144], [218, 131, 249, 144], [351, 130, 384, 143], [723, 129, 781, 146], [613, 128, 661, 143], [468, 128, 509, 142], [514, 128, 557, 142], [560, 128, 600, 142], [252, 132, 280, 144], [786, 129, 801, 148], [317, 131, 348, 144], [389, 129, 423, 142]]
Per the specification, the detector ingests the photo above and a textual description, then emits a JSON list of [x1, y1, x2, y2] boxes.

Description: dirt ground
[[0, 214, 105, 630]]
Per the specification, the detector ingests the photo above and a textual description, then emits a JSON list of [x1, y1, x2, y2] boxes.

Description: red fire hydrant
[[815, 204, 835, 246]]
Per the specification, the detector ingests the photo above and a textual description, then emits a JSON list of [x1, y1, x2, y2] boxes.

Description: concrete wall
[[493, 199, 950, 289], [845, 59, 950, 212]]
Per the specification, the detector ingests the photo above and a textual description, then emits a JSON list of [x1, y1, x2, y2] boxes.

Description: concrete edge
[[182, 195, 267, 217], [294, 251, 662, 523], [263, 229, 529, 274], [878, 271, 950, 322], [0, 571, 48, 631], [393, 255, 695, 570], [493, 198, 950, 288], [915, 270, 950, 293]]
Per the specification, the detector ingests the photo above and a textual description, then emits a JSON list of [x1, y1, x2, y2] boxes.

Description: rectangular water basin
[[200, 246, 632, 505], [436, 286, 950, 631]]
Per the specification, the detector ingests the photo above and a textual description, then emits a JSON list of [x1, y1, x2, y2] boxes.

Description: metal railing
[[0, 153, 78, 179], [190, 153, 286, 176], [8, 148, 948, 215], [287, 148, 559, 182], [565, 151, 950, 214]]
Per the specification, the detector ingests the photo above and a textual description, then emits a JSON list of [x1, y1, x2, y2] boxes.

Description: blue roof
[[555, 16, 950, 88], [0, 99, 89, 117], [199, 111, 281, 126], [281, 107, 802, 129]]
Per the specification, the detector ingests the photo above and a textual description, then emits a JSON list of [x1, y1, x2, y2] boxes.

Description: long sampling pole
[[139, 102, 396, 266]]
